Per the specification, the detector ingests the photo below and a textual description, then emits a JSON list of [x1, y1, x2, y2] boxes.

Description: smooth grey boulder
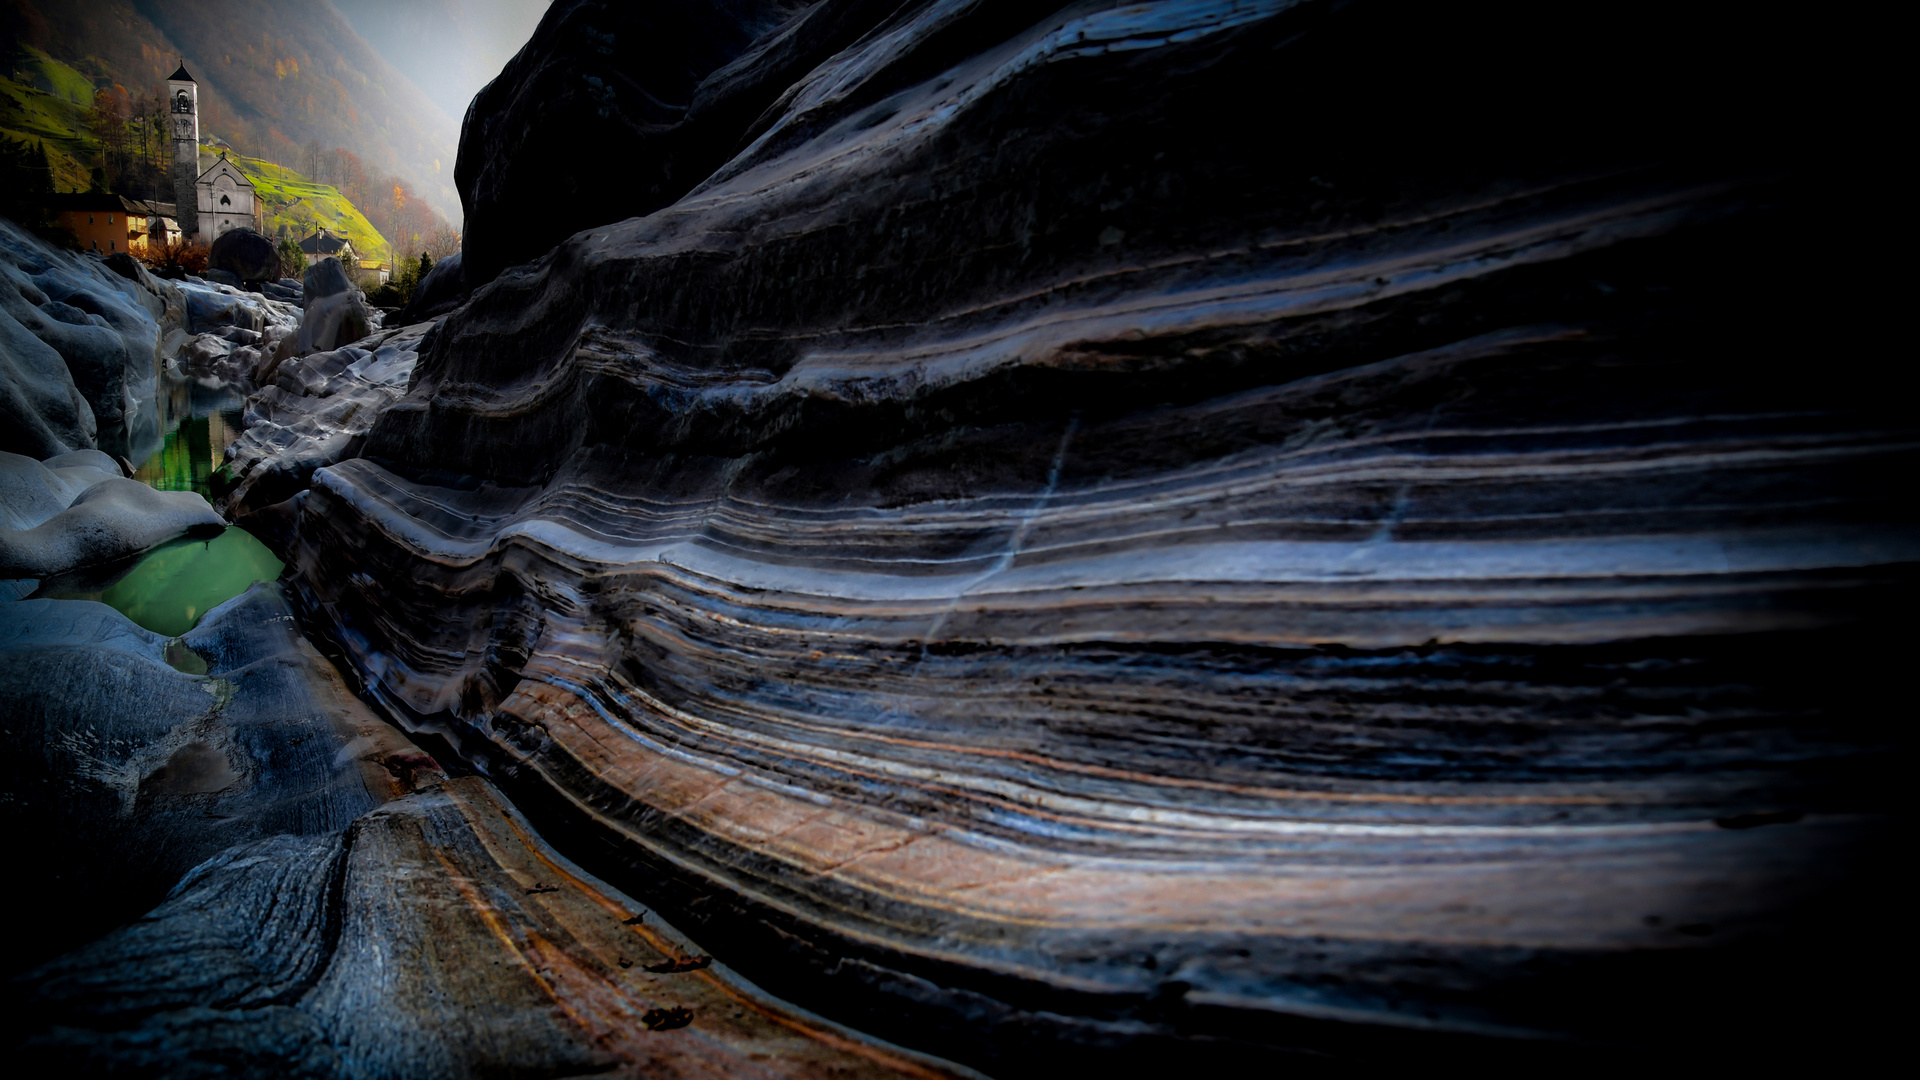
[[295, 258, 373, 354], [182, 284, 264, 334], [0, 449, 122, 531], [208, 227, 281, 285], [1, 219, 186, 458], [301, 257, 353, 307], [0, 456, 221, 579]]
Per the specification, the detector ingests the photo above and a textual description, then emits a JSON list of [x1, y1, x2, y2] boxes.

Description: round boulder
[[208, 228, 282, 285]]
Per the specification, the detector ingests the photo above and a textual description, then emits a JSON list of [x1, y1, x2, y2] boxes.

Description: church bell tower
[[167, 62, 199, 241]]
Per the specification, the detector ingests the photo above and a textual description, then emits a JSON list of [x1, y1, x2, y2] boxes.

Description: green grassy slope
[[223, 150, 390, 261], [0, 49, 96, 190]]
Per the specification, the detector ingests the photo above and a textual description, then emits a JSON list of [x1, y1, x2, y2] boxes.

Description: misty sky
[[329, 0, 553, 126]]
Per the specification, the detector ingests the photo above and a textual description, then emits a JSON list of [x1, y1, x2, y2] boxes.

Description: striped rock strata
[[13, 775, 971, 1080], [261, 0, 1903, 1071]]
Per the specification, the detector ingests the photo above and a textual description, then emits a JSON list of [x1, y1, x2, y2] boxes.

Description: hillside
[[329, 0, 550, 131], [1, 0, 462, 222], [0, 48, 100, 190], [223, 149, 388, 258]]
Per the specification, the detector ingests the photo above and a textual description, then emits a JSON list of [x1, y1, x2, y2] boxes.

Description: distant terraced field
[[223, 151, 389, 258]]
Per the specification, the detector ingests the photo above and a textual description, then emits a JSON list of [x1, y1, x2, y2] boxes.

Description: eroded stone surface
[[224, 321, 435, 521], [0, 585, 419, 976], [265, 0, 1907, 1070], [27, 0, 1905, 1071], [9, 775, 973, 1080], [0, 451, 221, 579]]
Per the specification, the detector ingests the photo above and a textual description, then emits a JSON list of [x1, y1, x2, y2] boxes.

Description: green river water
[[37, 410, 285, 636]]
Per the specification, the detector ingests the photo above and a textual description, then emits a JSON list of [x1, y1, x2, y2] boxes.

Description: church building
[[166, 61, 261, 243], [166, 63, 200, 240], [196, 152, 260, 240]]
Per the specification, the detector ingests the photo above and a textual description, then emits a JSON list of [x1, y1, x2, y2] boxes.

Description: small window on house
[[108, 214, 114, 224], [110, 240, 116, 251], [88, 214, 94, 224]]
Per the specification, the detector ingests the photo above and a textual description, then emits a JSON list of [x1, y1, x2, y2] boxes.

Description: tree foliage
[[276, 236, 307, 278]]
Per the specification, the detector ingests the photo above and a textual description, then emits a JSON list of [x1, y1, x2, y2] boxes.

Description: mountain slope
[[4, 0, 461, 222], [328, 0, 550, 130]]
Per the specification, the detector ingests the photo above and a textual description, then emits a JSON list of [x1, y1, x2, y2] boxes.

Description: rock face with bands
[[255, 0, 1898, 1071], [455, 0, 807, 284]]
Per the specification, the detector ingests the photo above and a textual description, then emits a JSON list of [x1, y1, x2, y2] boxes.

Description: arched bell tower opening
[[167, 61, 199, 241]]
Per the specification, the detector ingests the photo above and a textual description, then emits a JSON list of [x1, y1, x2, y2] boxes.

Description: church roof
[[195, 154, 255, 187], [168, 64, 195, 83]]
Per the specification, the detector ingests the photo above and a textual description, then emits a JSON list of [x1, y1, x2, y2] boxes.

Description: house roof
[[48, 193, 173, 216], [299, 232, 354, 255], [168, 64, 194, 83]]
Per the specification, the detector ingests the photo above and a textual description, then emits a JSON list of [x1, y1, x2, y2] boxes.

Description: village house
[[48, 193, 180, 255], [298, 227, 357, 266]]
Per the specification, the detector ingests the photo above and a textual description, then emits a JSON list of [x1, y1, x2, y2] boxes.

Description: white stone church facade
[[196, 154, 259, 240]]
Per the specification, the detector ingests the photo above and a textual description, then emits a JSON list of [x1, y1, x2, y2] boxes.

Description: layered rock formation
[[455, 0, 808, 284], [1, 219, 176, 460], [6, 590, 956, 1079], [68, 0, 1914, 1072], [223, 320, 434, 523], [12, 774, 971, 1079]]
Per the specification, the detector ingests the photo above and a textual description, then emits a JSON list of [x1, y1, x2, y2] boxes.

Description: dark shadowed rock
[[0, 586, 419, 976], [7, 773, 969, 1078], [51, 0, 1908, 1073], [454, 0, 803, 284], [209, 227, 283, 285], [301, 257, 354, 307]]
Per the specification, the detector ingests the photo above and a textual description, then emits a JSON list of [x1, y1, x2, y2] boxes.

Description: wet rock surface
[[0, 585, 414, 977], [279, 0, 1906, 1071], [3, 0, 1905, 1073], [8, 775, 970, 1079]]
